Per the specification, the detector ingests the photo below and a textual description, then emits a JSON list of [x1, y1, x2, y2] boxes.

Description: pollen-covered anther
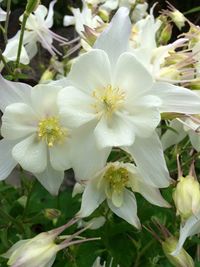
[[92, 85, 125, 116], [104, 166, 129, 193], [38, 117, 67, 147]]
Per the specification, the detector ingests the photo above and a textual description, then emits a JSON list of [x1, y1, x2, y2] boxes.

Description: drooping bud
[[1, 218, 99, 267], [43, 208, 61, 221], [25, 0, 40, 15], [162, 237, 194, 267], [173, 175, 200, 221]]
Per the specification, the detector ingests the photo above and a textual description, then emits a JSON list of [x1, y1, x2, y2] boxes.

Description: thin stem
[[0, 48, 12, 74], [0, 208, 24, 233], [4, 0, 12, 44], [133, 240, 155, 267], [15, 12, 29, 74]]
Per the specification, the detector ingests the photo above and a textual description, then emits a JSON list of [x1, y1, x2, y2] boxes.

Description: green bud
[[162, 237, 194, 267], [44, 209, 61, 221], [25, 0, 40, 15], [158, 24, 172, 45]]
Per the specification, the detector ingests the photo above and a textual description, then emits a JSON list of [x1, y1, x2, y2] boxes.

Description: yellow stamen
[[38, 117, 67, 147], [92, 85, 125, 117], [103, 166, 129, 194]]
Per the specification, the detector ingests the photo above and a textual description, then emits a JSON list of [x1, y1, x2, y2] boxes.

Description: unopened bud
[[40, 69, 55, 84], [173, 175, 200, 220], [44, 208, 61, 221], [158, 24, 173, 45], [189, 78, 200, 90], [98, 9, 109, 22], [162, 237, 194, 267], [25, 0, 40, 15]]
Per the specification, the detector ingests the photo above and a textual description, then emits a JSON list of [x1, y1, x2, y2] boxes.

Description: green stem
[[4, 0, 12, 44], [15, 11, 29, 74], [0, 209, 24, 233], [22, 180, 36, 219], [133, 240, 154, 267], [0, 48, 12, 74]]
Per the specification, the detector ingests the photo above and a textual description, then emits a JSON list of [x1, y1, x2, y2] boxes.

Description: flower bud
[[173, 175, 200, 220], [162, 237, 194, 267], [25, 0, 40, 15], [158, 24, 172, 45], [43, 208, 61, 221]]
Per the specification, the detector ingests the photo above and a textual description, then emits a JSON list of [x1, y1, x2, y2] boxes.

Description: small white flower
[[0, 75, 72, 195], [2, 218, 91, 267], [92, 257, 120, 267], [12, 0, 67, 59], [78, 162, 170, 227], [162, 91, 200, 152], [63, 3, 103, 37]]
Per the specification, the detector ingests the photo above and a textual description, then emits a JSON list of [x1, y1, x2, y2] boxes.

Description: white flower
[[58, 7, 200, 188], [162, 91, 200, 152], [63, 2, 103, 37], [0, 75, 72, 195], [0, 0, 6, 22], [131, 2, 148, 22], [78, 162, 170, 227], [12, 0, 67, 59], [2, 218, 89, 267]]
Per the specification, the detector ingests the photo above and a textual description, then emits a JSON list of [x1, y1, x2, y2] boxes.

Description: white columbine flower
[[0, 75, 72, 195], [63, 2, 103, 37], [78, 162, 170, 227], [12, 0, 67, 59], [92, 257, 120, 267], [58, 7, 200, 188], [2, 218, 92, 267], [0, 0, 6, 22], [162, 91, 200, 152]]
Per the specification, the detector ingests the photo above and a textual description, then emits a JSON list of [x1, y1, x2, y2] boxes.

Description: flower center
[[38, 117, 67, 147], [92, 85, 125, 117], [103, 166, 129, 193]]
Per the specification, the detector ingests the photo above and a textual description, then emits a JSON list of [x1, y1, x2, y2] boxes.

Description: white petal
[[31, 84, 61, 116], [94, 113, 135, 148], [1, 103, 38, 140], [58, 86, 96, 128], [49, 140, 71, 171], [173, 213, 200, 256], [125, 132, 172, 188], [161, 119, 186, 150], [68, 49, 111, 94], [3, 39, 30, 65], [134, 181, 170, 207], [71, 122, 110, 181], [0, 139, 17, 180], [0, 75, 32, 112], [45, 0, 57, 28], [151, 82, 200, 114], [125, 95, 161, 138], [77, 179, 106, 217], [35, 162, 64, 195], [94, 7, 131, 66], [34, 5, 48, 20], [12, 134, 47, 173], [114, 53, 153, 98], [108, 189, 141, 228], [188, 131, 200, 152], [63, 15, 75, 26]]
